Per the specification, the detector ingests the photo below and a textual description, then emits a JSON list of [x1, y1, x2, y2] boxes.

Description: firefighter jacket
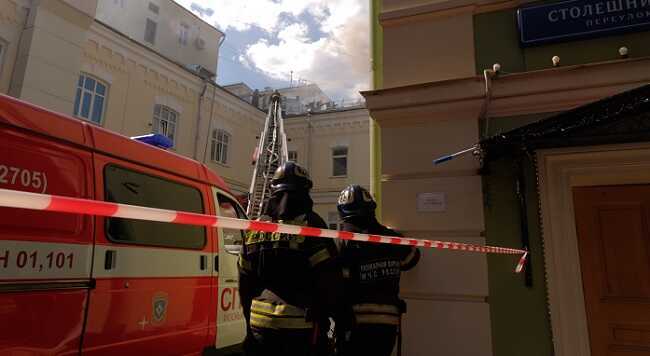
[[340, 220, 420, 326], [239, 212, 347, 332]]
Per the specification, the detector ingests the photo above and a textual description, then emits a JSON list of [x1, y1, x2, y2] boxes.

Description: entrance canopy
[[480, 84, 650, 162]]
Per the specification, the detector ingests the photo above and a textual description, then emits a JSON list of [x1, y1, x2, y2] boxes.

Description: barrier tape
[[0, 188, 528, 272]]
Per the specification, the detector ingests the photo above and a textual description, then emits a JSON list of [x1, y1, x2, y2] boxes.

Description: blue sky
[[174, 0, 370, 101]]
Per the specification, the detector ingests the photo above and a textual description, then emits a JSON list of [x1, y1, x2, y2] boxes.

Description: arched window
[[74, 74, 108, 125], [211, 129, 231, 164], [152, 104, 178, 146]]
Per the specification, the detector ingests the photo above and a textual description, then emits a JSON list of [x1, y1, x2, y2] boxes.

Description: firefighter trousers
[[341, 324, 397, 356], [244, 327, 317, 356]]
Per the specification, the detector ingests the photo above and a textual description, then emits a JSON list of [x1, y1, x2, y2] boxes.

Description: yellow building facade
[[284, 108, 371, 228], [0, 0, 371, 204]]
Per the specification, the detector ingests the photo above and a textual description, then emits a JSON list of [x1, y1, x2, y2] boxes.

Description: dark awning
[[480, 84, 650, 162]]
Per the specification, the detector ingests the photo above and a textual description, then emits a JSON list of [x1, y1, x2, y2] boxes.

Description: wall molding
[[537, 142, 650, 356], [401, 291, 488, 303], [382, 169, 479, 181], [363, 57, 650, 126]]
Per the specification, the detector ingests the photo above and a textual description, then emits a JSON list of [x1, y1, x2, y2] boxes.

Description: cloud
[[176, 0, 370, 100]]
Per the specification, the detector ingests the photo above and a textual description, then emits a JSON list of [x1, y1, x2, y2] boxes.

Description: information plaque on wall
[[417, 192, 447, 212]]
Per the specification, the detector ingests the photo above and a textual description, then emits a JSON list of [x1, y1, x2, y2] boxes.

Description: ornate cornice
[[362, 57, 650, 127]]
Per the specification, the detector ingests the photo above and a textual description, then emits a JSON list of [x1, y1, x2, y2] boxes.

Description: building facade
[[284, 108, 371, 229], [365, 1, 650, 356], [0, 0, 265, 197], [0, 0, 371, 206], [96, 0, 224, 79]]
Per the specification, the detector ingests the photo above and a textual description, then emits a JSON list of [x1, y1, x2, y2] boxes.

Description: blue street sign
[[517, 0, 650, 46]]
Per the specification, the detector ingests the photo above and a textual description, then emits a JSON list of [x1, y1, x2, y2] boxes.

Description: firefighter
[[337, 185, 420, 356], [238, 161, 347, 356]]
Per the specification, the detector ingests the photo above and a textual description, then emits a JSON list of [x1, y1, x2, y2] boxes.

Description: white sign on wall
[[417, 192, 447, 212]]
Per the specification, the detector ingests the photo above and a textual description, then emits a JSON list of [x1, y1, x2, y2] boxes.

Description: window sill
[[329, 175, 347, 179], [211, 161, 231, 168]]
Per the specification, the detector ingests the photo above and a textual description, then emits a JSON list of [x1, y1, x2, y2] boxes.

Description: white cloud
[[176, 0, 370, 99]]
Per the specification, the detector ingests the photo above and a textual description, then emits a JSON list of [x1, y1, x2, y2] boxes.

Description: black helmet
[[337, 185, 377, 220], [270, 161, 313, 193]]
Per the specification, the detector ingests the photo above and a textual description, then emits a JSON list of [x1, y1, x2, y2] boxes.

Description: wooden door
[[573, 185, 650, 356]]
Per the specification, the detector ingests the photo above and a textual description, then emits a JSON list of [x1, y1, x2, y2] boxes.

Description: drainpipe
[[193, 80, 208, 160], [480, 64, 500, 139], [195, 33, 226, 160], [8, 6, 31, 98], [202, 83, 218, 163]]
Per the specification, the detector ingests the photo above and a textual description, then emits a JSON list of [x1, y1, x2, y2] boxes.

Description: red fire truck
[[0, 94, 247, 355]]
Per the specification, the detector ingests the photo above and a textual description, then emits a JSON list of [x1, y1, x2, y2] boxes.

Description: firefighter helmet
[[337, 185, 377, 220], [270, 161, 313, 193]]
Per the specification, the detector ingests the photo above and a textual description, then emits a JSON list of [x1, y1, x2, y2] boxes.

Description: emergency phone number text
[[1, 249, 75, 271], [0, 165, 48, 193]]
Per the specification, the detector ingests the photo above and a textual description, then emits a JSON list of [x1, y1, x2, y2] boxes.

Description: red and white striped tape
[[0, 188, 528, 272]]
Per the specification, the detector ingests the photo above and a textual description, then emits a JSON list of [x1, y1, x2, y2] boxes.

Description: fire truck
[[0, 94, 247, 355]]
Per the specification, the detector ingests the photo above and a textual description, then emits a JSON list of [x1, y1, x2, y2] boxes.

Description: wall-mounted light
[[552, 56, 561, 67], [492, 63, 501, 74], [619, 46, 629, 58]]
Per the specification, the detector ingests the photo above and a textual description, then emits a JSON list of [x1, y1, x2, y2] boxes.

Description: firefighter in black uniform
[[238, 161, 348, 356], [337, 185, 420, 356]]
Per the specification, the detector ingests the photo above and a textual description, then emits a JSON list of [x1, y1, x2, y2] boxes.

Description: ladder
[[247, 92, 289, 219]]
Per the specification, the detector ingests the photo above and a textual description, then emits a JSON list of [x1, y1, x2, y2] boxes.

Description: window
[[145, 18, 157, 45], [217, 193, 246, 247], [104, 165, 206, 249], [74, 74, 108, 125], [328, 211, 340, 230], [217, 193, 247, 277], [148, 2, 159, 14], [288, 150, 298, 162], [152, 105, 178, 146], [211, 129, 230, 164], [332, 146, 348, 177], [179, 23, 189, 46]]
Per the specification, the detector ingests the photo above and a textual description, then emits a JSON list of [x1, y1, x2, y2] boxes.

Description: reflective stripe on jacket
[[250, 299, 314, 330], [352, 303, 401, 326]]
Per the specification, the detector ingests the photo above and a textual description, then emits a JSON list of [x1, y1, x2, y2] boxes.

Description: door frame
[[537, 142, 650, 356]]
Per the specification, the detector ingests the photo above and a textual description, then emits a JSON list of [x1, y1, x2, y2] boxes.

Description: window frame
[[210, 128, 231, 165], [73, 73, 108, 125], [103, 164, 207, 250], [331, 146, 348, 177], [179, 23, 189, 46], [145, 18, 158, 45], [152, 104, 179, 147]]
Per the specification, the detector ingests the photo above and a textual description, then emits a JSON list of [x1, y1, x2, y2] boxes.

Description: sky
[[173, 0, 371, 102]]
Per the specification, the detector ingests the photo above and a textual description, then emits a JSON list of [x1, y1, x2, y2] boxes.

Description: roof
[[0, 94, 228, 190], [481, 84, 650, 161]]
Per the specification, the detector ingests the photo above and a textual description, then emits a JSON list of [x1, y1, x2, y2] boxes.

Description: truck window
[[104, 165, 206, 249], [217, 193, 245, 247]]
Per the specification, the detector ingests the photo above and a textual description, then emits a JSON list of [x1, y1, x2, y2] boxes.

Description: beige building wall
[[0, 0, 371, 219], [371, 1, 491, 355], [284, 108, 371, 227], [96, 0, 223, 76], [382, 5, 476, 88], [83, 21, 264, 195], [4, 0, 97, 113], [0, 0, 27, 94]]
